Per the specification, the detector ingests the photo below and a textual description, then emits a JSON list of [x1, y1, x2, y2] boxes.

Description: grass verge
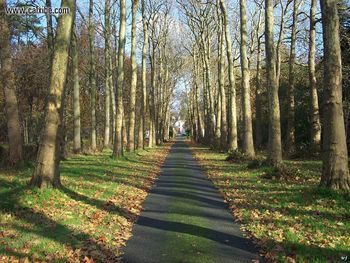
[[188, 142, 350, 263], [0, 143, 172, 263]]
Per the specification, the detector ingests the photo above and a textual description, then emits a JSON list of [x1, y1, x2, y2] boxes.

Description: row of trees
[[0, 0, 184, 188], [179, 0, 350, 190], [1, 0, 350, 190]]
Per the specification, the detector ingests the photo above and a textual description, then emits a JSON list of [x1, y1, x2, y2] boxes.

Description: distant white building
[[174, 120, 185, 134]]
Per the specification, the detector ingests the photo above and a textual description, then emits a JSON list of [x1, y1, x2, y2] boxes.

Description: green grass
[[190, 143, 350, 263], [0, 145, 171, 263]]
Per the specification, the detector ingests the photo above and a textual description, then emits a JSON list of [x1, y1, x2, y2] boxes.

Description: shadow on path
[[123, 137, 261, 263]]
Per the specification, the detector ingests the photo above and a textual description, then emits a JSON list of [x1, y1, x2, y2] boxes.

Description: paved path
[[123, 138, 260, 263]]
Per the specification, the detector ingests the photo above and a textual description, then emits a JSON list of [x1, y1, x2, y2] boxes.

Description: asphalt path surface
[[123, 137, 260, 263]]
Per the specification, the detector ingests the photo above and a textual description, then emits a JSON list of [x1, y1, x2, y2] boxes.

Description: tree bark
[[285, 0, 298, 156], [218, 18, 228, 150], [240, 0, 255, 158], [72, 22, 81, 153], [255, 10, 263, 149], [320, 0, 350, 190], [276, 0, 290, 89], [127, 0, 139, 152], [30, 0, 75, 188], [104, 0, 111, 148], [110, 54, 116, 146], [46, 0, 54, 62], [215, 14, 222, 148], [309, 0, 321, 153], [201, 32, 215, 145], [193, 49, 204, 142], [0, 0, 23, 165], [113, 0, 126, 157], [141, 0, 148, 149], [88, 0, 97, 150], [219, 0, 238, 151], [265, 0, 282, 166], [149, 25, 157, 148]]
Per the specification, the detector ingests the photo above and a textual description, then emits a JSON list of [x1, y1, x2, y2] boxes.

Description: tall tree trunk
[[255, 11, 263, 149], [113, 0, 126, 157], [104, 0, 111, 148], [137, 110, 143, 148], [200, 31, 215, 145], [320, 0, 350, 190], [219, 0, 238, 151], [215, 16, 222, 148], [218, 20, 228, 150], [141, 0, 148, 149], [265, 0, 282, 166], [111, 23, 118, 146], [309, 0, 321, 153], [285, 0, 298, 156], [88, 0, 97, 150], [276, 14, 284, 88], [72, 23, 81, 153], [205, 39, 215, 146], [110, 55, 116, 146], [193, 49, 204, 142], [149, 31, 157, 148], [276, 0, 289, 89], [127, 0, 139, 152], [240, 0, 255, 158], [30, 0, 75, 188], [215, 86, 222, 147], [46, 0, 54, 62], [55, 71, 69, 176], [157, 44, 164, 145], [0, 0, 23, 165]]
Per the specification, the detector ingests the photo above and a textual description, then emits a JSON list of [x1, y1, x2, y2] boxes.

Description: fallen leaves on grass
[[189, 141, 350, 263], [0, 143, 173, 262]]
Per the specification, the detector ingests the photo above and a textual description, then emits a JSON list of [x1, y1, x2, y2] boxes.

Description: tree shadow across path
[[123, 138, 261, 263], [0, 145, 170, 262], [136, 215, 257, 252]]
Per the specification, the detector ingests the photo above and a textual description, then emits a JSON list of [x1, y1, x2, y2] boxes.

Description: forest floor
[[0, 143, 172, 263], [189, 142, 350, 263]]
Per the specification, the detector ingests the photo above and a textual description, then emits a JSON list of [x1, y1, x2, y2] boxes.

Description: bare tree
[[103, 0, 112, 147], [309, 0, 321, 153], [30, 0, 75, 188], [89, 0, 97, 150], [46, 0, 54, 62], [285, 0, 299, 156], [254, 4, 264, 149], [71, 20, 81, 153], [240, 0, 255, 157], [128, 0, 140, 152], [140, 0, 149, 149], [276, 0, 291, 88], [216, 3, 228, 150], [0, 0, 23, 165], [113, 0, 126, 157], [265, 0, 282, 166], [320, 0, 350, 190], [219, 0, 238, 151]]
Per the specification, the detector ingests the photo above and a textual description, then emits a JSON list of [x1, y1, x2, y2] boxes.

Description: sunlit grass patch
[[0, 144, 172, 262], [189, 142, 350, 263]]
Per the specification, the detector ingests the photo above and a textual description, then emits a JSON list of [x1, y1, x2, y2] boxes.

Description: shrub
[[247, 157, 268, 169], [225, 150, 251, 163], [261, 164, 302, 181]]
